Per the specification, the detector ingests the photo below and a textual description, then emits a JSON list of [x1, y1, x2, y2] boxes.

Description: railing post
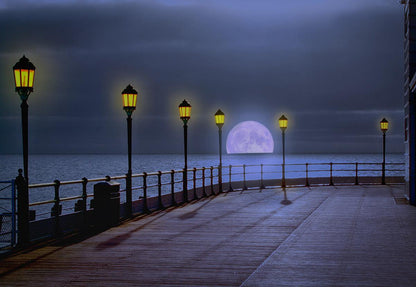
[[183, 168, 188, 203], [210, 166, 214, 195], [382, 132, 386, 185], [260, 164, 266, 189], [305, 163, 310, 187], [228, 165, 233, 192], [158, 171, 164, 210], [202, 167, 207, 197], [329, 162, 334, 186], [218, 165, 223, 193], [193, 168, 197, 200], [52, 180, 62, 237], [243, 164, 248, 190], [11, 179, 16, 246], [143, 172, 149, 213], [355, 162, 359, 185], [82, 177, 88, 228], [16, 169, 29, 246], [125, 172, 132, 218], [382, 161, 386, 185], [170, 170, 177, 206]]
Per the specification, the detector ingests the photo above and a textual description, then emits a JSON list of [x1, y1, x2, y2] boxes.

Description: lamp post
[[215, 109, 225, 193], [278, 115, 291, 205], [122, 84, 138, 217], [179, 99, 191, 202], [13, 55, 36, 245], [278, 115, 288, 188], [380, 118, 389, 185]]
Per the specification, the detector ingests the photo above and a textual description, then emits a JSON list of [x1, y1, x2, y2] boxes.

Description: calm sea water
[[0, 153, 404, 184]]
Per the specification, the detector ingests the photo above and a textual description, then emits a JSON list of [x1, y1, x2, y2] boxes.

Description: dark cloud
[[0, 0, 404, 154]]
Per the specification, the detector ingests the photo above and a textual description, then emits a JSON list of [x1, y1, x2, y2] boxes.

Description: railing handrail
[[27, 161, 405, 189], [23, 161, 405, 216], [12, 160, 404, 245]]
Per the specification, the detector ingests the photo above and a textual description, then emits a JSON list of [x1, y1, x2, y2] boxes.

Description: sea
[[0, 153, 405, 184], [0, 153, 405, 219]]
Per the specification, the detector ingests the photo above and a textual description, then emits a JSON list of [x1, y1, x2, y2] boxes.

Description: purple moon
[[226, 121, 274, 154]]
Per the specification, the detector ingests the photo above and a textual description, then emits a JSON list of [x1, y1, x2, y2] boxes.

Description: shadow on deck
[[1, 184, 416, 287]]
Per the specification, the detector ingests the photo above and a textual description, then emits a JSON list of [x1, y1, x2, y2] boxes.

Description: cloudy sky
[[0, 0, 404, 154]]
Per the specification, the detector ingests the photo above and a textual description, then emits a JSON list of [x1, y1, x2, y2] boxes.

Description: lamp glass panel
[[14, 70, 21, 87], [123, 93, 137, 108], [129, 94, 136, 107], [123, 94, 128, 107], [215, 114, 224, 124], [180, 106, 191, 118], [29, 70, 35, 88], [279, 119, 288, 128], [21, 69, 28, 87], [380, 122, 388, 131], [133, 94, 137, 107]]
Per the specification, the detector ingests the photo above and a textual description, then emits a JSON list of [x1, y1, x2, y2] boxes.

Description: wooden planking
[[0, 187, 330, 286], [3, 185, 416, 286], [242, 185, 416, 287]]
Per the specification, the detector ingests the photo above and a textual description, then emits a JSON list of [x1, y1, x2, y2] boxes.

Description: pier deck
[[1, 184, 416, 286]]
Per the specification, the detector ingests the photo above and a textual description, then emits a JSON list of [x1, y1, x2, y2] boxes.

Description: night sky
[[0, 0, 404, 154]]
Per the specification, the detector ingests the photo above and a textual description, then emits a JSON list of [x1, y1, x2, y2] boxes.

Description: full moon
[[226, 121, 274, 154]]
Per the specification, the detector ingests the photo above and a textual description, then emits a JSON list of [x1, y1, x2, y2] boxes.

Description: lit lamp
[[13, 55, 36, 246], [380, 118, 389, 185], [380, 118, 389, 133], [179, 99, 191, 202], [179, 99, 191, 123], [122, 84, 138, 216], [14, 55, 35, 102], [279, 115, 288, 131], [215, 109, 225, 193], [122, 84, 137, 116], [278, 114, 291, 205]]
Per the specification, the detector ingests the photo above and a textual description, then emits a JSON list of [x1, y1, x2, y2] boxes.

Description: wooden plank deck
[[1, 185, 416, 286]]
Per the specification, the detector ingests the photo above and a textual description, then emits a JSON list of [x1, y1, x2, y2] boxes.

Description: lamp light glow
[[122, 84, 138, 116], [215, 109, 225, 128], [380, 118, 389, 133], [279, 115, 288, 131], [179, 99, 191, 123]]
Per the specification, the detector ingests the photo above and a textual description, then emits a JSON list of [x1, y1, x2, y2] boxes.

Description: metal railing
[[0, 180, 16, 249], [7, 161, 403, 245], [226, 162, 404, 189], [25, 162, 404, 220], [27, 166, 221, 220]]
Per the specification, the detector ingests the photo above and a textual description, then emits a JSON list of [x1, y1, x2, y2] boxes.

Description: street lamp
[[278, 115, 288, 187], [13, 55, 36, 245], [278, 114, 291, 205], [122, 84, 138, 216], [215, 109, 225, 193], [380, 118, 389, 185], [179, 99, 191, 202]]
